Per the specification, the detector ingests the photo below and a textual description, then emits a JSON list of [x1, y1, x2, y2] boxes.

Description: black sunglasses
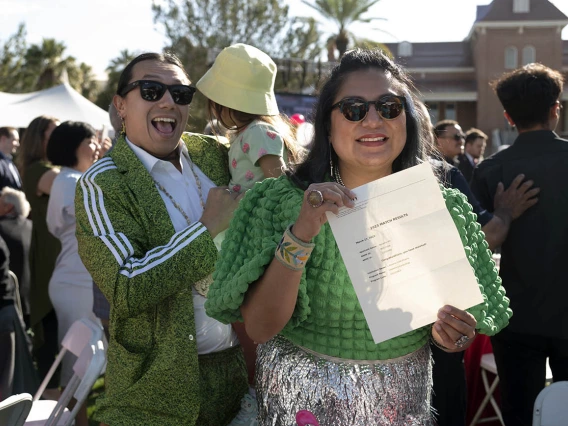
[[119, 80, 196, 105], [332, 95, 405, 122], [446, 133, 465, 141]]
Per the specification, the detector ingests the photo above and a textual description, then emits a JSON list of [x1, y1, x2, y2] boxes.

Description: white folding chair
[[24, 318, 106, 426], [470, 353, 553, 426], [533, 381, 568, 426], [0, 393, 33, 426]]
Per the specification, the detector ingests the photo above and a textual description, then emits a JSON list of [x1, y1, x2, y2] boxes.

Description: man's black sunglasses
[[332, 95, 406, 122], [119, 80, 196, 105], [447, 133, 465, 141]]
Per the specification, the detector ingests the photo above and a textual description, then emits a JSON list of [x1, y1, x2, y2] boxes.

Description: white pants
[[48, 282, 95, 387]]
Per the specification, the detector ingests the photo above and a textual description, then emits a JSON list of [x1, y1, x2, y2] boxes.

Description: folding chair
[[0, 393, 33, 426], [533, 381, 568, 426], [470, 353, 553, 426], [24, 318, 106, 426]]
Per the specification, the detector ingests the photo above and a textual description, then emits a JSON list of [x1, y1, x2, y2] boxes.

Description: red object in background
[[296, 410, 320, 426], [290, 113, 306, 126], [465, 334, 502, 425]]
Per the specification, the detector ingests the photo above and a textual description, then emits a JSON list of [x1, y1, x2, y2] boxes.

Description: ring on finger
[[454, 334, 470, 348], [307, 189, 324, 208]]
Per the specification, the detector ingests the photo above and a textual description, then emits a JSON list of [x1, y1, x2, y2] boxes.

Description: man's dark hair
[[46, 121, 96, 167], [464, 128, 487, 145], [433, 120, 459, 138], [116, 52, 190, 95], [0, 127, 16, 139], [491, 63, 564, 130]]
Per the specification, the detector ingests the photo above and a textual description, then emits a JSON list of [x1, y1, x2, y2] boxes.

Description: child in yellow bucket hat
[[197, 43, 303, 426], [197, 43, 303, 197]]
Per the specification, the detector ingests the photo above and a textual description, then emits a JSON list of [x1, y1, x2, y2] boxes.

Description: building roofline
[[467, 19, 568, 39], [406, 67, 475, 74], [420, 92, 478, 102]]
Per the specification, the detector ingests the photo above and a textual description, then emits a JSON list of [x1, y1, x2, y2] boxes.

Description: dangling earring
[[120, 115, 126, 136], [329, 141, 334, 179]]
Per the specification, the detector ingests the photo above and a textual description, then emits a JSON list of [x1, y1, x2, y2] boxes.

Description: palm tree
[[21, 39, 77, 90], [95, 49, 137, 109], [77, 62, 100, 101], [302, 0, 384, 59]]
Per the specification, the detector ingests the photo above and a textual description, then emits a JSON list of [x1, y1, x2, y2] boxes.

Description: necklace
[[153, 155, 205, 227], [153, 179, 193, 227]]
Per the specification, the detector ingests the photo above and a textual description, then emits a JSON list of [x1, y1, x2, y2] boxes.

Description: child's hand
[[200, 186, 241, 238]]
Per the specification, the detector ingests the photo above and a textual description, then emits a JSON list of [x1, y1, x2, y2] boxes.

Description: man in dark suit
[[0, 127, 22, 191], [457, 128, 487, 183], [471, 63, 568, 426]]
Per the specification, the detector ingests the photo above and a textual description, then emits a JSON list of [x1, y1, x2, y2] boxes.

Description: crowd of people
[[0, 43, 566, 426]]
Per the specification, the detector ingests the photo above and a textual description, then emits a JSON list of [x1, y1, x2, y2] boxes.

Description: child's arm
[[258, 155, 286, 178]]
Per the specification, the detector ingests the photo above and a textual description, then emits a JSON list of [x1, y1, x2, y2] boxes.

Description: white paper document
[[326, 162, 484, 344]]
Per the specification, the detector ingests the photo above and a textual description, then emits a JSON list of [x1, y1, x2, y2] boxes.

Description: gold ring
[[307, 189, 324, 208]]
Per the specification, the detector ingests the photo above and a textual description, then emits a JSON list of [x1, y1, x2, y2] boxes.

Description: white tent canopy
[[0, 83, 111, 130]]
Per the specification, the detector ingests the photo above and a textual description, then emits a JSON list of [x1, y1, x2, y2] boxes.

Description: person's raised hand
[[291, 183, 356, 243], [432, 305, 477, 352], [99, 136, 113, 157], [494, 174, 539, 221], [199, 187, 243, 238]]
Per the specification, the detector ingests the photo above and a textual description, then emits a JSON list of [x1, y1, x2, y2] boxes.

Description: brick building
[[384, 0, 568, 152]]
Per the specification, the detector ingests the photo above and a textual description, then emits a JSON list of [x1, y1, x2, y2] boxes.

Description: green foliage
[[95, 49, 138, 110], [0, 24, 101, 101], [152, 0, 323, 131], [0, 23, 27, 92], [302, 0, 384, 58]]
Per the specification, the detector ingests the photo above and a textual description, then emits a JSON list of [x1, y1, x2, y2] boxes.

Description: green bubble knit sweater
[[205, 176, 512, 360]]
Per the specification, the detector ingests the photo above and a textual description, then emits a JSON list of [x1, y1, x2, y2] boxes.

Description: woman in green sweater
[[206, 49, 511, 425]]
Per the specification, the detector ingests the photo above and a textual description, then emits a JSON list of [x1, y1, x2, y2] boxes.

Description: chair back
[[33, 318, 103, 401], [44, 338, 106, 426], [533, 381, 568, 426], [0, 393, 33, 426], [60, 317, 102, 357]]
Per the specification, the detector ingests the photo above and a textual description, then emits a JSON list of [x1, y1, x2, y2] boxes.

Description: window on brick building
[[513, 0, 529, 13], [426, 103, 439, 124], [398, 42, 412, 57], [445, 103, 456, 121], [505, 47, 518, 69], [522, 45, 536, 65]]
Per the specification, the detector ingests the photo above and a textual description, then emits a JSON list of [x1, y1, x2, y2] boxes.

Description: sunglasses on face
[[446, 133, 465, 141], [119, 80, 196, 105], [332, 95, 406, 122]]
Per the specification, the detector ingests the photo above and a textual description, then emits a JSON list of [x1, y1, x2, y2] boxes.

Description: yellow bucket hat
[[196, 43, 279, 116]]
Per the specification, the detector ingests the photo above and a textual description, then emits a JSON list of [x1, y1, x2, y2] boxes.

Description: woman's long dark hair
[[289, 49, 431, 188]]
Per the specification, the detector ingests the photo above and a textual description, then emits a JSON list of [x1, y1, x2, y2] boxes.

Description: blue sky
[[1, 0, 567, 79]]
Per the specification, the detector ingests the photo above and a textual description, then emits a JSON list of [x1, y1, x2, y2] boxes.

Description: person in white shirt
[[45, 121, 100, 426]]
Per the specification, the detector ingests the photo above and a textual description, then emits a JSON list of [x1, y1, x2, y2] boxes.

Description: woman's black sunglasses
[[332, 95, 405, 122], [119, 80, 196, 105]]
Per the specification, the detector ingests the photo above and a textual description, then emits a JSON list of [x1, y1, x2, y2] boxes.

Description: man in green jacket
[[75, 52, 247, 426]]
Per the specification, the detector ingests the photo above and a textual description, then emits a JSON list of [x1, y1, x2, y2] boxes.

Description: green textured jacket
[[206, 176, 512, 361], [75, 133, 229, 426]]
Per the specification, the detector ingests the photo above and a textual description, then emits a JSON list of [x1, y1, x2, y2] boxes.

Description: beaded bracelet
[[274, 224, 315, 271]]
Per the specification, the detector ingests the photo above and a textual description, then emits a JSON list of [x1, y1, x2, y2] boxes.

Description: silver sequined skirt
[[256, 335, 433, 426]]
